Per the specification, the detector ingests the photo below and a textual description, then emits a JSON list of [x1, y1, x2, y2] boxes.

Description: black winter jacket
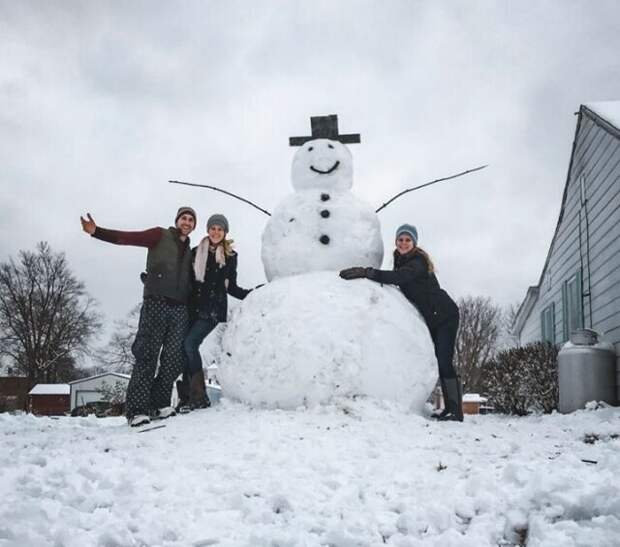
[[369, 250, 458, 330], [190, 248, 250, 323]]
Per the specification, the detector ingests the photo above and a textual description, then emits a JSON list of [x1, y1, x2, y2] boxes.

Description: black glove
[[339, 267, 370, 280]]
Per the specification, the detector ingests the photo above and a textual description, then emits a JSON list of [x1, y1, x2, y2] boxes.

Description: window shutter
[[576, 269, 583, 329], [562, 281, 569, 342], [540, 303, 556, 345]]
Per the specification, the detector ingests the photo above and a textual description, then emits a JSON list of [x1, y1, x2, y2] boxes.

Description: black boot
[[434, 377, 463, 422], [189, 369, 210, 410], [175, 370, 191, 413], [432, 378, 449, 418]]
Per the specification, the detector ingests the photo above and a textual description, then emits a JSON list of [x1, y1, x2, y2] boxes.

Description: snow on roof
[[29, 384, 70, 395], [463, 393, 487, 403], [585, 101, 620, 131], [69, 372, 130, 384]]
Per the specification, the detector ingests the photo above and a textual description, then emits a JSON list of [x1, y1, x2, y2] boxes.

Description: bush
[[482, 342, 558, 415]]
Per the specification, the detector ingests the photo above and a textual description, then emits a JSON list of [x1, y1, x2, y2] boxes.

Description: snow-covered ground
[[1, 401, 619, 547]]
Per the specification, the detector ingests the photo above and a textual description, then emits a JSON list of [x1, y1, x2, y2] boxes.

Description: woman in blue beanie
[[339, 224, 462, 421]]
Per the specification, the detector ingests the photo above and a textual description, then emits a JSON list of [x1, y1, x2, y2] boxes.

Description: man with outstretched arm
[[81, 207, 196, 427]]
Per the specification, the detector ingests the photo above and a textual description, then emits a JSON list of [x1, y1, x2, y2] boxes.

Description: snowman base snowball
[[217, 271, 438, 412]]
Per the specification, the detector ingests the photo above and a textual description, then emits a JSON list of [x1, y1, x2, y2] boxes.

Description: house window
[[541, 303, 555, 344], [562, 270, 583, 341]]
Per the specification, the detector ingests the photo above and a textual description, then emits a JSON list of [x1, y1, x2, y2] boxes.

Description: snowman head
[[291, 138, 353, 192]]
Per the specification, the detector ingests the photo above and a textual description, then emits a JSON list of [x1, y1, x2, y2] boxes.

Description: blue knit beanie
[[395, 224, 418, 245]]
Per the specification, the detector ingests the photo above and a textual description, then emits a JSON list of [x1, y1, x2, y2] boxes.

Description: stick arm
[[169, 180, 271, 216], [375, 165, 488, 213]]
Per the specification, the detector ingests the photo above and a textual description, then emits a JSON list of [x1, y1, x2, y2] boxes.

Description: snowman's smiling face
[[291, 138, 353, 192]]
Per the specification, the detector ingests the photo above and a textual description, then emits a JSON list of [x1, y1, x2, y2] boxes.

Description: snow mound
[[261, 191, 383, 280], [218, 271, 437, 411], [2, 405, 619, 546]]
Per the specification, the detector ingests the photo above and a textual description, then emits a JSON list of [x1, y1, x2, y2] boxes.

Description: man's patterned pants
[[126, 297, 189, 420]]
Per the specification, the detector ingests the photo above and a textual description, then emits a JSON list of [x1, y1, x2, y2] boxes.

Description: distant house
[[433, 390, 489, 415], [69, 373, 130, 412], [28, 384, 70, 416], [462, 393, 489, 415], [0, 376, 30, 412], [514, 103, 620, 388]]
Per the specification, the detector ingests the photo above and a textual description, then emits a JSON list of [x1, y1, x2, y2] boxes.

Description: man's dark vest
[[143, 228, 192, 304]]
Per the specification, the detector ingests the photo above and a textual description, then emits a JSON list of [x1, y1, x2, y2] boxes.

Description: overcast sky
[[1, 0, 619, 345]]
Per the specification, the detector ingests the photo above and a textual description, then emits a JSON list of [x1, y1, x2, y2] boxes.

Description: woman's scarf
[[194, 236, 231, 282]]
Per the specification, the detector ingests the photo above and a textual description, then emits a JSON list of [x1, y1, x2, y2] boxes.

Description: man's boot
[[189, 369, 210, 410], [434, 376, 463, 422]]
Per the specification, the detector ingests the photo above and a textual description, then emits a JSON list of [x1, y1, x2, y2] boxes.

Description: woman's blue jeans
[[184, 318, 218, 375]]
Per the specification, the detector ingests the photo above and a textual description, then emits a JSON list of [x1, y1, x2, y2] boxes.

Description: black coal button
[[320, 193, 330, 202], [320, 209, 330, 218], [319, 235, 330, 245]]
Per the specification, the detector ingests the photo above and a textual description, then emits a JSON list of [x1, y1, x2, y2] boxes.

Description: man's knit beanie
[[395, 224, 418, 245], [207, 213, 229, 233], [175, 206, 197, 224]]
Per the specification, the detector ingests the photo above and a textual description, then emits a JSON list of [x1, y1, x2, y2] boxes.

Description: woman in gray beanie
[[179, 214, 253, 410], [340, 224, 462, 421]]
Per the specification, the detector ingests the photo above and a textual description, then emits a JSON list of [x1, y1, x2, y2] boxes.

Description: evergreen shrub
[[482, 342, 558, 415]]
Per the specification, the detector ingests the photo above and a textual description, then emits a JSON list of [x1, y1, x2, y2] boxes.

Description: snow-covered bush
[[97, 380, 127, 416], [483, 342, 558, 415]]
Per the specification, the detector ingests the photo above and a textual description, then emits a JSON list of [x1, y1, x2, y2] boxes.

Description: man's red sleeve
[[92, 227, 163, 248]]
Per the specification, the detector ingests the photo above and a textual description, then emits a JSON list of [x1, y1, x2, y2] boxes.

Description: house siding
[[518, 107, 620, 380]]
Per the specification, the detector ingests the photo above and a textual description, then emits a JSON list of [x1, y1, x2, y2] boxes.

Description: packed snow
[[291, 139, 354, 192], [1, 402, 619, 546], [218, 272, 437, 411], [261, 191, 383, 280], [261, 135, 383, 281], [28, 384, 70, 395]]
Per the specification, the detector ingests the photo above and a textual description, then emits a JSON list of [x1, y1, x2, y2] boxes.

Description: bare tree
[[0, 242, 101, 385], [454, 296, 500, 393], [97, 305, 141, 374], [496, 302, 521, 351]]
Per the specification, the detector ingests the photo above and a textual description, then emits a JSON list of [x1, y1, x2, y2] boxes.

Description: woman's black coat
[[190, 248, 250, 323], [369, 250, 458, 330]]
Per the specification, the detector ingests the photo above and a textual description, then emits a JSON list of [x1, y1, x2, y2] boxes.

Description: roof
[[513, 286, 539, 336], [463, 393, 488, 403], [29, 384, 70, 395], [584, 101, 620, 133], [514, 103, 620, 333], [69, 372, 131, 385]]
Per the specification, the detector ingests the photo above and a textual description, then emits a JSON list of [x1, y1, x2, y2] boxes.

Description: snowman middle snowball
[[262, 138, 384, 280]]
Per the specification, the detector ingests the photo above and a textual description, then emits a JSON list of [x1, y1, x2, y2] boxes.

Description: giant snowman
[[217, 115, 437, 412]]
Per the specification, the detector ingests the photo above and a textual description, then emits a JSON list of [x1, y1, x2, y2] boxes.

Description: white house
[[69, 373, 130, 411], [514, 102, 620, 398]]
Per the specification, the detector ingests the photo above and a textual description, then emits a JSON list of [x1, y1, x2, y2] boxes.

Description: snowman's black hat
[[289, 115, 361, 146]]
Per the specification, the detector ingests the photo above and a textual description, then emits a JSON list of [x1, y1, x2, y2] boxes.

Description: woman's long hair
[[216, 238, 235, 257], [395, 245, 435, 273], [414, 246, 435, 273]]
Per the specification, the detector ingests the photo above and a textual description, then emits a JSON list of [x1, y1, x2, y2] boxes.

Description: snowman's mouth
[[310, 161, 340, 175]]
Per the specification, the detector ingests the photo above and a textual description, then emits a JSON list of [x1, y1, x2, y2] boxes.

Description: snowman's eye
[[328, 143, 334, 149], [308, 146, 314, 151]]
